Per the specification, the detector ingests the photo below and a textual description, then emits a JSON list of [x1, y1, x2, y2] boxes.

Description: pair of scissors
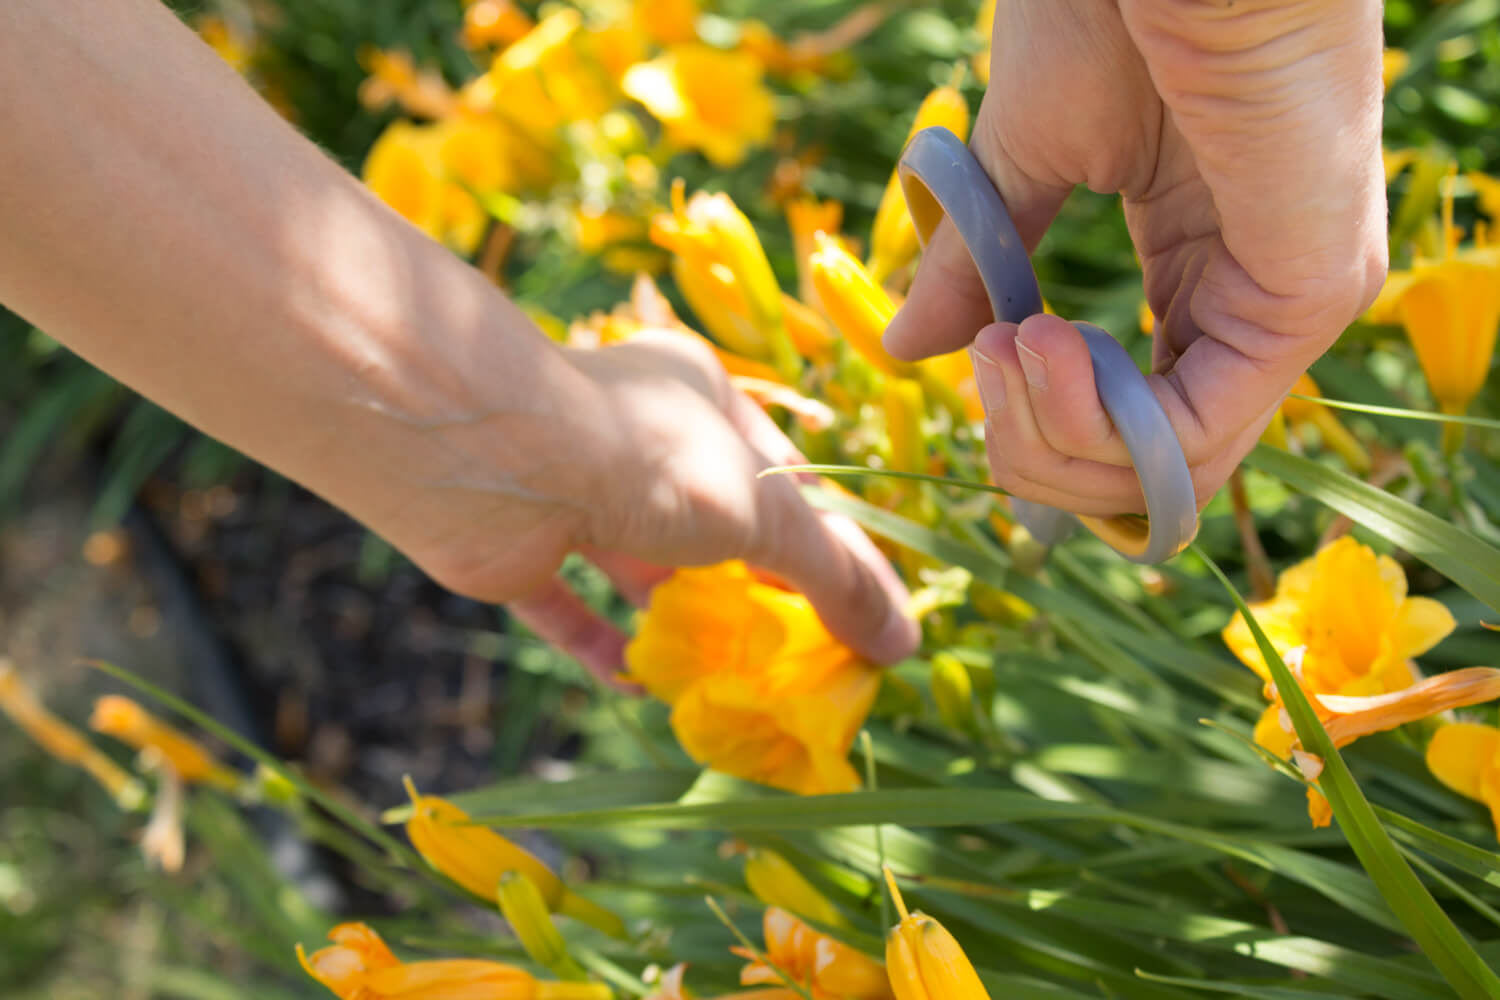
[[897, 126, 1198, 565]]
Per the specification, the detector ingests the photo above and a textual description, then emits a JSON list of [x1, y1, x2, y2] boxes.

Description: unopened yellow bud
[[882, 379, 928, 475], [810, 233, 917, 378], [869, 76, 971, 284], [883, 867, 992, 1000], [929, 653, 975, 733], [499, 871, 587, 979], [744, 848, 847, 928]]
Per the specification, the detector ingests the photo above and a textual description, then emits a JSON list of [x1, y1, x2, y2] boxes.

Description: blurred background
[[4, 0, 1500, 996]]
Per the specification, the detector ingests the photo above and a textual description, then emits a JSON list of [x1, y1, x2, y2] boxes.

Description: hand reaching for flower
[[0, 1, 918, 693], [885, 0, 1389, 516], [496, 332, 921, 684]]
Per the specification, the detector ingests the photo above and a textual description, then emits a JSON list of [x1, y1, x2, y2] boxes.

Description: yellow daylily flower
[[90, 695, 238, 788], [1383, 48, 1409, 91], [780, 293, 837, 364], [471, 9, 615, 142], [1222, 537, 1456, 824], [363, 121, 494, 255], [1428, 722, 1500, 839], [1318, 667, 1500, 750], [623, 43, 776, 168], [1366, 172, 1500, 448], [634, 0, 699, 46], [744, 848, 848, 928], [651, 181, 794, 369], [883, 867, 991, 1000], [868, 74, 971, 285], [0, 662, 143, 808], [625, 562, 882, 796], [403, 778, 625, 937], [461, 0, 534, 50], [735, 908, 892, 1000], [298, 922, 611, 1000]]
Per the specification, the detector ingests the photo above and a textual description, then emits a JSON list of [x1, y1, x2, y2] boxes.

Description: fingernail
[[1016, 337, 1048, 390], [969, 346, 1005, 412], [870, 606, 921, 664]]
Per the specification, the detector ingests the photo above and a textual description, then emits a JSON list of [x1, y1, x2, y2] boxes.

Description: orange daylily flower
[[298, 922, 611, 1000], [625, 562, 882, 795], [735, 908, 892, 1000], [90, 695, 237, 788]]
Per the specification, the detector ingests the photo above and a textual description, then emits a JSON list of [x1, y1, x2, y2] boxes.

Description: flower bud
[[810, 233, 917, 379], [744, 848, 847, 928], [868, 76, 971, 285], [883, 867, 992, 1000], [929, 652, 975, 734], [499, 871, 587, 979]]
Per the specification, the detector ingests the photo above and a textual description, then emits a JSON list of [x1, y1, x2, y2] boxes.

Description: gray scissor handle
[[897, 126, 1196, 564]]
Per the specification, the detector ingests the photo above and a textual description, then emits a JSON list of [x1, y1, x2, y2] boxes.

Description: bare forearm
[[0, 0, 598, 547]]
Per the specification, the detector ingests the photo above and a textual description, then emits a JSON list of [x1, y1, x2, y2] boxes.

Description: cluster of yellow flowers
[[353, 0, 889, 263]]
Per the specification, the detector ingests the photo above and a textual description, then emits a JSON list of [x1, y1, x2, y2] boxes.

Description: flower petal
[[1426, 722, 1500, 800], [1391, 596, 1457, 659], [1320, 667, 1500, 748]]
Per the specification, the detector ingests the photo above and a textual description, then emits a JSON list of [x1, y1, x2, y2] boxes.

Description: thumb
[[884, 110, 1069, 362]]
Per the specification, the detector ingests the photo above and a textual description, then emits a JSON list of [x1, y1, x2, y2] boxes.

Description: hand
[[391, 330, 920, 686], [885, 0, 1387, 516]]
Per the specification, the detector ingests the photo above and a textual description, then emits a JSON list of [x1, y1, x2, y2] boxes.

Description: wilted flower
[[623, 44, 776, 168], [625, 562, 882, 795], [298, 922, 612, 1000], [736, 907, 892, 1000], [0, 663, 142, 808], [90, 695, 237, 788], [1223, 537, 1457, 824], [883, 867, 991, 1000], [404, 778, 625, 937]]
